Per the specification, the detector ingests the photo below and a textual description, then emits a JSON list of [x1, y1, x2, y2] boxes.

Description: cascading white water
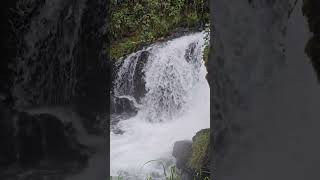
[[111, 32, 210, 179]]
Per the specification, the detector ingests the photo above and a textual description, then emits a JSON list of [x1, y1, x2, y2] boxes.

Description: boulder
[[32, 113, 88, 162], [172, 140, 194, 179], [0, 110, 89, 166], [173, 140, 193, 170], [185, 42, 197, 63], [190, 129, 210, 175], [110, 95, 138, 115], [133, 50, 150, 103], [16, 112, 44, 164], [172, 129, 211, 179], [0, 102, 16, 166]]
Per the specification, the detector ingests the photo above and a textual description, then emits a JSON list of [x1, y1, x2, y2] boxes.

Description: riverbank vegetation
[[111, 0, 210, 60]]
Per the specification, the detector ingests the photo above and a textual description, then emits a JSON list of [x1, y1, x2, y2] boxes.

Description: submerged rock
[[185, 42, 197, 63]]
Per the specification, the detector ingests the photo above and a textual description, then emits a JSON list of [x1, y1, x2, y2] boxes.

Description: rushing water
[[111, 32, 210, 179]]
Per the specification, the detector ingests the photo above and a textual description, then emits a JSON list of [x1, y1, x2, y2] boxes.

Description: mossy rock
[[203, 44, 210, 68], [188, 128, 210, 171]]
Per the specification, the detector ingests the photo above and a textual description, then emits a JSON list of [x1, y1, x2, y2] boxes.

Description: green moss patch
[[188, 129, 210, 170]]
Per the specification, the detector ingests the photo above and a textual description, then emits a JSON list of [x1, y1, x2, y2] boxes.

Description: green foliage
[[203, 25, 211, 67], [111, 0, 210, 60], [111, 35, 142, 60], [143, 164, 182, 180], [109, 176, 124, 180], [141, 159, 181, 180], [203, 44, 210, 67], [188, 129, 210, 170]]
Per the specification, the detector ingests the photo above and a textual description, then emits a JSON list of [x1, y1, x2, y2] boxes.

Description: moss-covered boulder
[[172, 128, 211, 179], [189, 129, 210, 172]]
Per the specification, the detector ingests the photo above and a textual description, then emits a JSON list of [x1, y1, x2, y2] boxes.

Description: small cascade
[[111, 32, 210, 179]]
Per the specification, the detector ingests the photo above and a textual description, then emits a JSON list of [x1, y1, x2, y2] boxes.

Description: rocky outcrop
[[302, 0, 320, 81], [110, 95, 138, 114], [0, 108, 88, 166], [0, 0, 109, 130], [210, 0, 320, 179], [133, 51, 149, 102], [111, 49, 150, 111], [0, 103, 16, 166], [173, 140, 193, 170], [0, 0, 109, 179], [210, 0, 298, 163], [0, 105, 89, 179], [173, 129, 210, 180]]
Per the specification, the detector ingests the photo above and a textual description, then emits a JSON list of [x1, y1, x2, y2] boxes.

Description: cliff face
[[209, 0, 320, 179], [210, 0, 299, 164], [0, 1, 109, 177], [303, 0, 320, 81], [1, 0, 109, 119]]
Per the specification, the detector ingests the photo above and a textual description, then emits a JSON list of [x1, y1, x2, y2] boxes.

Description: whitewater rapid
[[111, 32, 210, 179]]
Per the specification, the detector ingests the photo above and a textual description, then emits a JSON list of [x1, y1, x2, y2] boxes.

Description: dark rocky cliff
[[209, 0, 320, 179], [303, 0, 320, 81], [1, 0, 109, 122], [0, 0, 110, 179]]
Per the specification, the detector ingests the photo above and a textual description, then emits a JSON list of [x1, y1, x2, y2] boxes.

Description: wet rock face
[[0, 109, 88, 166], [0, 0, 19, 108], [172, 140, 194, 179], [302, 0, 320, 81], [11, 0, 85, 106], [173, 140, 193, 170], [32, 114, 88, 161], [112, 50, 149, 105], [209, 0, 298, 178], [0, 103, 16, 166], [133, 51, 149, 103], [185, 42, 197, 63], [2, 0, 109, 119], [110, 95, 138, 115], [16, 112, 44, 163]]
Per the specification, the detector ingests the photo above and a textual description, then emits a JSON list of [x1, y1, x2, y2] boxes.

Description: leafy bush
[[110, 0, 210, 60]]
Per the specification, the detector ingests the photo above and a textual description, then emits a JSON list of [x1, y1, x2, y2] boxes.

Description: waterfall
[[111, 32, 210, 179]]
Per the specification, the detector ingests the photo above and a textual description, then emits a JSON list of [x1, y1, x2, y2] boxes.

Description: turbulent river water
[[110, 32, 210, 179]]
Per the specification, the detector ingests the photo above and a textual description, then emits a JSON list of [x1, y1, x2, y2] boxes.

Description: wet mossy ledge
[[173, 128, 210, 179], [110, 0, 210, 61], [189, 129, 210, 171]]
